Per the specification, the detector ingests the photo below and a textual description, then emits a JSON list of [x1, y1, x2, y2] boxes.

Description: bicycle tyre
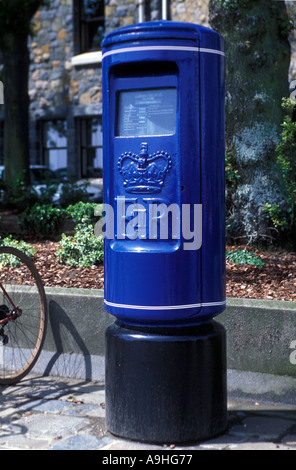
[[0, 246, 48, 385]]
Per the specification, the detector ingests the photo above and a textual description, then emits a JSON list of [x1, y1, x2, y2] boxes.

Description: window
[[74, 0, 105, 54], [39, 120, 68, 172], [141, 0, 170, 21], [79, 117, 103, 178]]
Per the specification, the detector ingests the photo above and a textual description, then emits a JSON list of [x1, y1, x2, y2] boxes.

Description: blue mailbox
[[102, 21, 227, 444], [102, 21, 225, 327]]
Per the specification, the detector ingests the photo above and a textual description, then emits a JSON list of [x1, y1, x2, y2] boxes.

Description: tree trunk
[[3, 32, 30, 203], [209, 0, 291, 241]]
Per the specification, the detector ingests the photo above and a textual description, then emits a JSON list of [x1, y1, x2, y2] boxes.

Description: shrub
[[3, 169, 59, 211], [58, 181, 91, 208], [4, 170, 38, 211], [66, 202, 100, 226], [19, 203, 67, 237], [226, 248, 265, 267], [262, 202, 290, 232], [0, 235, 37, 267], [263, 98, 296, 245], [56, 222, 103, 267], [225, 150, 241, 238]]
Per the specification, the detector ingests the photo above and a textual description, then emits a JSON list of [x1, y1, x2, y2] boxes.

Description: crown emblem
[[118, 143, 172, 194]]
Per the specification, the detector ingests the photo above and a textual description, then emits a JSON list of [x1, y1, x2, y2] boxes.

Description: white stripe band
[[104, 300, 226, 310], [102, 45, 225, 59]]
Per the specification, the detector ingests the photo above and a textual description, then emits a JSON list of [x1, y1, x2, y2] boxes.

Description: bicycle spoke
[[0, 247, 47, 385]]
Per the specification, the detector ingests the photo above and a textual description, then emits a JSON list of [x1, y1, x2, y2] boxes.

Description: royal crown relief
[[118, 143, 173, 194]]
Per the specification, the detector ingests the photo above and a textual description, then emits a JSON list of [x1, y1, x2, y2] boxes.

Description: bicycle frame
[[0, 282, 22, 325]]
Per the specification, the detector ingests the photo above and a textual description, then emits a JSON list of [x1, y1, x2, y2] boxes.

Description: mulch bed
[[30, 241, 104, 290], [24, 241, 296, 302], [226, 245, 296, 302], [0, 205, 295, 301]]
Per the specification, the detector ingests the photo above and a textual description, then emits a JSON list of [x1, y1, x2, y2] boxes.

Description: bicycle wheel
[[0, 246, 48, 385]]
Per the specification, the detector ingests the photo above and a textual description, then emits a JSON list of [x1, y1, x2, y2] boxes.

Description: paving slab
[[0, 371, 296, 451]]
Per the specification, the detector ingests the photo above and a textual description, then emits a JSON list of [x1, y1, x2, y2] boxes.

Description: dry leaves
[[3, 238, 295, 302], [31, 242, 296, 301], [226, 245, 296, 301], [31, 241, 104, 290]]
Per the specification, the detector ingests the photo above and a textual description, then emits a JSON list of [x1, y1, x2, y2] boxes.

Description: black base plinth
[[105, 320, 227, 444]]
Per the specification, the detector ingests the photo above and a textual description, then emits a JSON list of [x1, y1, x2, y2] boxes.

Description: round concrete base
[[105, 320, 227, 444]]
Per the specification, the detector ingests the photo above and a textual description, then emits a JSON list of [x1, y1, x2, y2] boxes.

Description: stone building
[[0, 0, 210, 180], [0, 0, 295, 181]]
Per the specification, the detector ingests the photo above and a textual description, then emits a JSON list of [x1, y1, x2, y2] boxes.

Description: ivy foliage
[[56, 220, 104, 267], [226, 248, 265, 268], [0, 235, 37, 267], [263, 98, 296, 244]]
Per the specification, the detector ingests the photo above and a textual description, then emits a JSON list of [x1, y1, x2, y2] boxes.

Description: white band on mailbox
[[104, 300, 226, 310], [102, 45, 225, 59]]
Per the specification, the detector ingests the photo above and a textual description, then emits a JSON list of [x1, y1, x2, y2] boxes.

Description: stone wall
[[29, 0, 103, 113], [27, 0, 212, 117], [28, 0, 296, 112], [105, 0, 137, 33], [171, 0, 209, 26], [28, 0, 104, 173], [22, 0, 296, 175]]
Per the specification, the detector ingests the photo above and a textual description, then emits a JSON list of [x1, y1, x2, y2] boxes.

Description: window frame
[[77, 116, 103, 179], [73, 0, 105, 55], [38, 119, 68, 171]]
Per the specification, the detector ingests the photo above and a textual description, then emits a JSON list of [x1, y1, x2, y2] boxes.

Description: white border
[[102, 45, 225, 59], [71, 51, 102, 66], [104, 299, 226, 310]]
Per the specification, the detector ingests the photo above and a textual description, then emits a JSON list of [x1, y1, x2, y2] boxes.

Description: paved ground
[[1, 373, 296, 451]]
